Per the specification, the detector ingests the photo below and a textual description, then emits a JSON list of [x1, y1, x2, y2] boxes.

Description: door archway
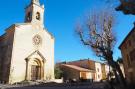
[[25, 51, 45, 81], [31, 59, 41, 80]]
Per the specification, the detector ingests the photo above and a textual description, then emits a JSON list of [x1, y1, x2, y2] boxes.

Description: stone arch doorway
[[25, 57, 45, 81], [31, 59, 41, 80]]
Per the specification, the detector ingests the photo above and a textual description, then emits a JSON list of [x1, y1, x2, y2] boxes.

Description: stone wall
[[0, 25, 15, 83]]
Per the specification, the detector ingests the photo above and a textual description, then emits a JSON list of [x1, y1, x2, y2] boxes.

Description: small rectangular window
[[127, 54, 131, 67], [130, 49, 135, 61], [133, 31, 135, 42], [128, 40, 131, 46], [124, 43, 127, 49]]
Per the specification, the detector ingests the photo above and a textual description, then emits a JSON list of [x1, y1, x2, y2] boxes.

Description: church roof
[[15, 23, 31, 26], [14, 23, 54, 39], [0, 22, 54, 44]]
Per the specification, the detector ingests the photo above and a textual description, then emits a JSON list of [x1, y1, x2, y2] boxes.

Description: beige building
[[0, 0, 54, 84], [58, 59, 110, 82], [60, 64, 94, 81], [95, 62, 102, 81], [101, 64, 108, 80], [119, 26, 135, 85], [66, 59, 96, 80]]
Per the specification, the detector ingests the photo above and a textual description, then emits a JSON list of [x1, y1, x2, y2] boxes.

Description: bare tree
[[76, 9, 126, 88]]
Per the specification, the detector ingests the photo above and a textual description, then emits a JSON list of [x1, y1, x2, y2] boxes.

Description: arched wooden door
[[31, 60, 41, 80]]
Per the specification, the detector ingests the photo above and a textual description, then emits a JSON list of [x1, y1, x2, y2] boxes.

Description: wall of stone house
[[0, 25, 15, 83], [120, 30, 135, 84], [121, 48, 128, 81], [129, 30, 135, 84]]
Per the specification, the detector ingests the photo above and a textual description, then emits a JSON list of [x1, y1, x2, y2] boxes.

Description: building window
[[36, 12, 40, 20], [98, 75, 100, 78], [26, 12, 32, 21], [129, 72, 134, 83], [124, 43, 127, 49], [132, 34, 135, 41], [97, 68, 99, 72], [127, 54, 131, 67], [130, 49, 135, 61], [128, 40, 131, 46]]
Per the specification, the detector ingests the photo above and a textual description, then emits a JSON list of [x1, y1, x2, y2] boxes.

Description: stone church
[[0, 0, 54, 84]]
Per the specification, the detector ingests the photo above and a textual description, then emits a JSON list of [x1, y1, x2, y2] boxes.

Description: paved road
[[8, 86, 105, 89], [3, 82, 109, 89]]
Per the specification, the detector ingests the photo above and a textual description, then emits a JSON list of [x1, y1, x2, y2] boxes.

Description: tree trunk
[[112, 68, 119, 83], [107, 55, 127, 88], [115, 61, 127, 86]]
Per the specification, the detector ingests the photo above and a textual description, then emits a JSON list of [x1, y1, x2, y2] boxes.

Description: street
[[6, 82, 108, 89]]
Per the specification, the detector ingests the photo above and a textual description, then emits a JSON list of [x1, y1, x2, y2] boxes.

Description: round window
[[33, 35, 42, 45]]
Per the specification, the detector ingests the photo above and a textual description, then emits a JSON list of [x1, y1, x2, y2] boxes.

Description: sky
[[0, 0, 135, 63]]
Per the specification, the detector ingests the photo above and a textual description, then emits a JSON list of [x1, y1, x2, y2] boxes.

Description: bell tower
[[32, 0, 40, 5], [25, 0, 44, 26]]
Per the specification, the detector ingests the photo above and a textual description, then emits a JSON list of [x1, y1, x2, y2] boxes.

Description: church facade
[[0, 0, 54, 84]]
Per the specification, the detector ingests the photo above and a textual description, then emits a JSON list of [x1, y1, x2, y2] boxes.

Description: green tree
[[54, 66, 63, 79]]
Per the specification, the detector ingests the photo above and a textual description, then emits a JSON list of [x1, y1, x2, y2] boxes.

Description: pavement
[[0, 82, 109, 89], [7, 86, 104, 89]]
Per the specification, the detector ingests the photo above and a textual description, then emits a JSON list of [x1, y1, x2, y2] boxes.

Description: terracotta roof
[[61, 64, 94, 72], [67, 59, 103, 65]]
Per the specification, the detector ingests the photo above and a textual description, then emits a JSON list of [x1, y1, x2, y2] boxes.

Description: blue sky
[[0, 0, 135, 63]]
